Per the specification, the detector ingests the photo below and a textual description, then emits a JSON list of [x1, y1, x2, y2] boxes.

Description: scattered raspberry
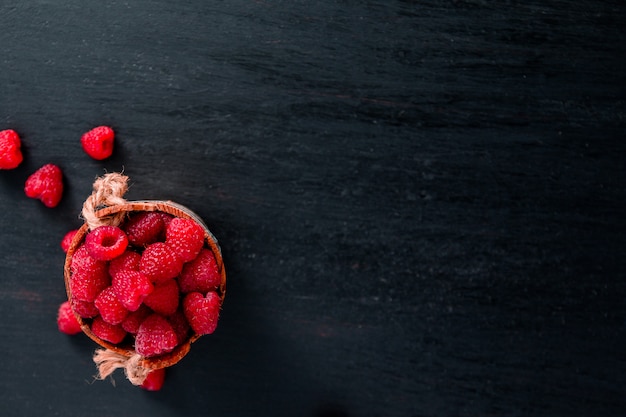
[[0, 129, 23, 169], [124, 211, 166, 247], [94, 286, 129, 325], [85, 225, 129, 261], [141, 368, 166, 391], [121, 305, 152, 334], [144, 279, 179, 316], [183, 291, 221, 335], [135, 314, 178, 357], [24, 163, 64, 207], [109, 250, 141, 279], [57, 301, 82, 335], [70, 246, 110, 302], [80, 125, 115, 160], [112, 270, 154, 311], [61, 229, 79, 253], [168, 309, 191, 344], [71, 298, 99, 319], [140, 242, 183, 284], [165, 218, 205, 263], [91, 316, 127, 344], [178, 248, 221, 293]]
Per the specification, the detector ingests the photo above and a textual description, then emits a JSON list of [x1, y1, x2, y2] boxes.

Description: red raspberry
[[70, 245, 109, 273], [112, 270, 154, 311], [24, 163, 64, 207], [85, 225, 129, 261], [168, 309, 191, 344], [70, 245, 100, 273], [135, 314, 178, 357], [183, 291, 221, 335], [61, 229, 79, 253], [144, 279, 179, 316], [70, 246, 110, 302], [121, 305, 151, 334], [94, 286, 129, 325], [0, 129, 23, 169], [71, 298, 99, 319], [108, 250, 141, 279], [124, 211, 166, 247], [160, 213, 174, 229], [91, 316, 127, 344], [57, 301, 82, 335], [178, 249, 221, 293], [140, 242, 183, 284], [165, 218, 205, 263], [141, 368, 166, 391], [80, 125, 115, 160]]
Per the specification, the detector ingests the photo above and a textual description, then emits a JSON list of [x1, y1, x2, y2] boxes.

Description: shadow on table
[[147, 276, 349, 417]]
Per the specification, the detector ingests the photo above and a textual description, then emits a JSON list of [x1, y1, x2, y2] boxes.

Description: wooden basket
[[63, 200, 226, 370]]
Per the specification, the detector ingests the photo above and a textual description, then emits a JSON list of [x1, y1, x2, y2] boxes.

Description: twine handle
[[93, 349, 151, 386], [81, 173, 129, 230]]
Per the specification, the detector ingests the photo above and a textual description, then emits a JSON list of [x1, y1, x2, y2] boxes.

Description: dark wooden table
[[1, 1, 624, 416]]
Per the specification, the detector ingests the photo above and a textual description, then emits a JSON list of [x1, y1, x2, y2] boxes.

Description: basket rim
[[64, 200, 226, 369]]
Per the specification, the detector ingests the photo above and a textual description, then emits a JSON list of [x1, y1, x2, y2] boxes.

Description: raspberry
[[109, 250, 141, 279], [71, 268, 110, 302], [0, 129, 23, 169], [141, 368, 166, 391], [70, 245, 101, 274], [135, 314, 178, 357], [94, 286, 129, 325], [91, 316, 127, 344], [24, 163, 64, 208], [61, 229, 79, 253], [112, 270, 154, 311], [165, 218, 205, 263], [178, 249, 221, 294], [85, 225, 129, 261], [80, 125, 115, 160], [121, 305, 151, 334], [140, 242, 183, 284], [144, 279, 179, 316], [124, 211, 166, 247], [160, 213, 174, 229], [70, 245, 109, 274], [70, 246, 110, 302], [57, 301, 82, 335], [71, 298, 99, 319], [168, 309, 191, 344], [183, 291, 221, 336]]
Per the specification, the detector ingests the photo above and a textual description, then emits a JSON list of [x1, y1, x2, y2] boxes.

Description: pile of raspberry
[[66, 211, 222, 361]]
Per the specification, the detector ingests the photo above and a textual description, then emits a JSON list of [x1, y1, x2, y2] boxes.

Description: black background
[[1, 1, 625, 416]]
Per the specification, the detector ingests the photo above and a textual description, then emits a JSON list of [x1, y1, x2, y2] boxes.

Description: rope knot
[[93, 349, 152, 386], [81, 172, 129, 230]]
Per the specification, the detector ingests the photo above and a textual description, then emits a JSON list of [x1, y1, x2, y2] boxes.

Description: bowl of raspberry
[[64, 198, 226, 377]]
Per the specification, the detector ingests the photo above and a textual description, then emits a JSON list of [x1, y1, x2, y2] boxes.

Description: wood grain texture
[[0, 1, 624, 416]]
